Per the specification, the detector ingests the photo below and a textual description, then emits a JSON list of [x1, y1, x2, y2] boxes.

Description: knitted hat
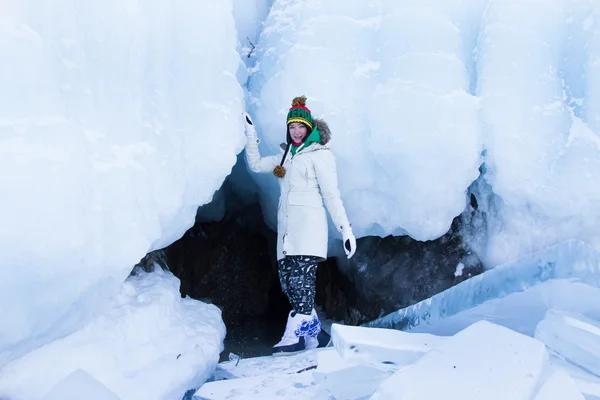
[[286, 96, 314, 130]]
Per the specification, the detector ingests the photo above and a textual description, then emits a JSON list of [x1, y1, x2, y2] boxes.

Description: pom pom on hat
[[291, 96, 307, 107]]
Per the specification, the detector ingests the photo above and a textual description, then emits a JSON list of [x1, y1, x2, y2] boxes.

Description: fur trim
[[314, 118, 331, 145]]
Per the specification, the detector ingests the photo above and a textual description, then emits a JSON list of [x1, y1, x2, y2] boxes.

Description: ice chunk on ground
[[549, 354, 600, 400], [370, 321, 550, 400], [41, 369, 121, 400], [313, 349, 392, 400], [0, 270, 225, 400], [331, 323, 445, 369], [535, 310, 600, 377], [366, 240, 600, 336], [534, 368, 585, 400], [0, 0, 244, 364], [313, 348, 354, 380]]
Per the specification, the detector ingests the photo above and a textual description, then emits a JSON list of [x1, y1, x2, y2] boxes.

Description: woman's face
[[289, 122, 308, 143]]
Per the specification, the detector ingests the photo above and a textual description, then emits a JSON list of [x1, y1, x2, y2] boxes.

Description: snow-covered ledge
[[0, 270, 226, 400]]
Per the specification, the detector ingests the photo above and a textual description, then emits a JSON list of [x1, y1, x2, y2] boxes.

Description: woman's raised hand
[[243, 112, 256, 137]]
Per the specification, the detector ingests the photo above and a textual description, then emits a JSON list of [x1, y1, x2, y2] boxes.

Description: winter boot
[[307, 329, 332, 349], [272, 311, 311, 356], [305, 309, 332, 350]]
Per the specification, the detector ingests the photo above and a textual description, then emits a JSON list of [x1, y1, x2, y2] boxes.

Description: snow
[[212, 347, 321, 382], [0, 0, 244, 364], [197, 369, 318, 400], [190, 239, 600, 399], [534, 369, 586, 400], [196, 349, 327, 400], [454, 262, 465, 277], [0, 270, 226, 400], [41, 369, 121, 400], [195, 321, 591, 400]]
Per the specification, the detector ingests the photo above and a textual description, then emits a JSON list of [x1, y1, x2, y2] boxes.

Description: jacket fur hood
[[313, 118, 331, 145]]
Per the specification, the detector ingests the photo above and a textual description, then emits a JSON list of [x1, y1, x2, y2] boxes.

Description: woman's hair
[[286, 122, 313, 144]]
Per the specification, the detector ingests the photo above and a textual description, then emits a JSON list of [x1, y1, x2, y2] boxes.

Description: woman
[[243, 96, 356, 355]]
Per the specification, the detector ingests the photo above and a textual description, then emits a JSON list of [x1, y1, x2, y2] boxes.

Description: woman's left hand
[[342, 229, 356, 259]]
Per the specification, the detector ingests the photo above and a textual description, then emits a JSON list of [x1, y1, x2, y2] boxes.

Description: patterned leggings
[[278, 255, 320, 315]]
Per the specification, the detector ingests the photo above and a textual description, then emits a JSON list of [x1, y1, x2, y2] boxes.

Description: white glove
[[342, 229, 356, 259], [243, 112, 256, 137]]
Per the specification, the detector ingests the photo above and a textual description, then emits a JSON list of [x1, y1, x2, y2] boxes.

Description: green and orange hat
[[286, 96, 314, 130]]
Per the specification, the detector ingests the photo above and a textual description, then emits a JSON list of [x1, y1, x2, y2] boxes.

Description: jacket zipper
[[283, 156, 292, 255]]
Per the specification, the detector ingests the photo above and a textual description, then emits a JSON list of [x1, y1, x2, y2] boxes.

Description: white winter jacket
[[245, 119, 351, 261]]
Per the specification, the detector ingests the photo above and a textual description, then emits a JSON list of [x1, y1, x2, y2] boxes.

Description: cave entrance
[[158, 155, 346, 361], [139, 154, 485, 361], [166, 200, 289, 361], [164, 197, 349, 361]]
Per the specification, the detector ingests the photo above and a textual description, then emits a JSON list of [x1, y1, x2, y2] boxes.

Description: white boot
[[272, 311, 311, 356], [305, 309, 332, 350]]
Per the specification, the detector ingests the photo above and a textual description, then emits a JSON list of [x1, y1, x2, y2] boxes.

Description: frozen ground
[[194, 240, 600, 400]]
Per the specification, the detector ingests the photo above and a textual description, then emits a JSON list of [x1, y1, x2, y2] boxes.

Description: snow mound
[[41, 369, 121, 400], [0, 270, 226, 400], [0, 0, 244, 363]]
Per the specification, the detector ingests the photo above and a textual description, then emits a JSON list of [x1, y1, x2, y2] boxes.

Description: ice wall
[[247, 0, 600, 266], [247, 0, 485, 241], [0, 0, 244, 363], [477, 0, 600, 266]]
